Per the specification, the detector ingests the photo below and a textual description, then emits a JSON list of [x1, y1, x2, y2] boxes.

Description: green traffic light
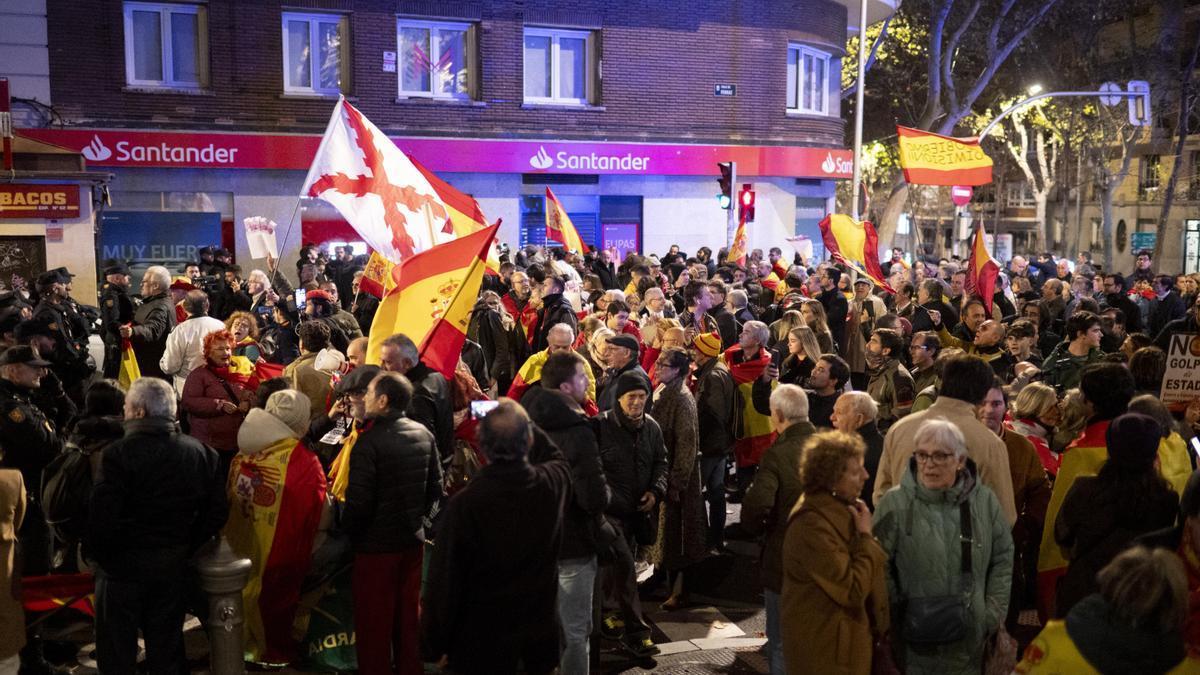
[[717, 194, 731, 209]]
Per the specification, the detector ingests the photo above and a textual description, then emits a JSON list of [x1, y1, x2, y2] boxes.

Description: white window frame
[[523, 27, 594, 106], [396, 18, 473, 100], [281, 12, 348, 95], [123, 1, 207, 89], [787, 44, 830, 115]]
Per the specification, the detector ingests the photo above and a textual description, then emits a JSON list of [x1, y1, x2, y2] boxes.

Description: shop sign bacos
[[0, 184, 80, 219]]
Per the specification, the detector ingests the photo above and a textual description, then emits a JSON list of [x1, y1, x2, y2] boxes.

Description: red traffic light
[[739, 184, 755, 207]]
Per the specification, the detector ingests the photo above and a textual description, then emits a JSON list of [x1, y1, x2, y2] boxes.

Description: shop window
[[123, 2, 208, 89], [787, 45, 830, 115], [397, 19, 474, 100], [523, 27, 595, 105], [282, 12, 350, 95]]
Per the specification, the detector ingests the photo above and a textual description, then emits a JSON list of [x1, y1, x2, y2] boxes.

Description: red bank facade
[[5, 0, 898, 288]]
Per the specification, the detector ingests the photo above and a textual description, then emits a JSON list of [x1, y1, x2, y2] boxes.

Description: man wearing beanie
[[595, 370, 667, 656], [688, 332, 735, 551], [1052, 412, 1179, 616], [423, 400, 570, 674], [1038, 362, 1138, 618], [225, 390, 326, 664]]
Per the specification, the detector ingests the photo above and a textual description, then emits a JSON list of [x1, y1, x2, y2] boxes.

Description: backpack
[[41, 441, 93, 543]]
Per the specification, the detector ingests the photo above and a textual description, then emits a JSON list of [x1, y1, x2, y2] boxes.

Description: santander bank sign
[[23, 128, 855, 179]]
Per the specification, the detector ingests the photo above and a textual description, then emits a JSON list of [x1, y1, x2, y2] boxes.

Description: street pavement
[[40, 506, 770, 674]]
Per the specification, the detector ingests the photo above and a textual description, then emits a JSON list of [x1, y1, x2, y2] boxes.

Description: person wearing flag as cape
[[721, 320, 777, 500]]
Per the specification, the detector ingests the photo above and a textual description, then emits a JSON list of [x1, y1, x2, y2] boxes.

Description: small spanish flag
[[358, 250, 395, 299], [727, 208, 748, 267], [366, 224, 500, 379], [818, 214, 895, 293], [545, 187, 587, 254], [963, 222, 1000, 314], [117, 335, 140, 391], [896, 125, 993, 186]]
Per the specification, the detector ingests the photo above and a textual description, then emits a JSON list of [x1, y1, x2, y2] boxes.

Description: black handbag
[[896, 500, 974, 646], [631, 508, 658, 546]]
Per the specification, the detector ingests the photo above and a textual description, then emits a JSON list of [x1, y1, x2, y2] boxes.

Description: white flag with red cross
[[301, 97, 454, 263]]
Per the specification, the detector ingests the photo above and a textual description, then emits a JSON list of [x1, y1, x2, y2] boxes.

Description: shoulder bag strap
[[959, 499, 974, 593]]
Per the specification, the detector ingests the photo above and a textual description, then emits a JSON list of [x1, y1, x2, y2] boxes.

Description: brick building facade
[[8, 0, 897, 285]]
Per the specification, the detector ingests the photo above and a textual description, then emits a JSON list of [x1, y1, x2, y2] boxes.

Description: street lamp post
[[850, 0, 870, 221]]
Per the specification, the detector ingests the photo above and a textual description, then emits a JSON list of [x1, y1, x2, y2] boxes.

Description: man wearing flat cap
[[98, 260, 134, 378], [597, 332, 651, 413], [31, 267, 93, 397]]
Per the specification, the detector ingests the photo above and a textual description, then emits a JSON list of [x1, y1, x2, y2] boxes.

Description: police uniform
[[99, 262, 135, 378], [0, 346, 63, 576], [30, 268, 93, 391]]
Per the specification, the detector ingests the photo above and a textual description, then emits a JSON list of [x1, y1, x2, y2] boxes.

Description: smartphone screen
[[470, 400, 499, 419], [294, 288, 307, 310]]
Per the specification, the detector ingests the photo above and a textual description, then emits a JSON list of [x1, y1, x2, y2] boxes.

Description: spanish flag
[[721, 346, 776, 468], [964, 221, 1001, 314], [896, 125, 993, 186], [224, 433, 326, 664], [545, 187, 587, 253], [409, 154, 502, 275], [117, 336, 140, 391], [727, 208, 748, 267], [366, 224, 499, 379], [358, 251, 395, 299], [818, 214, 895, 293], [506, 348, 596, 409]]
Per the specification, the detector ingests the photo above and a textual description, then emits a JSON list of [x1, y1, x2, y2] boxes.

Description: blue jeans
[[764, 588, 785, 675], [700, 455, 728, 546], [558, 556, 598, 675]]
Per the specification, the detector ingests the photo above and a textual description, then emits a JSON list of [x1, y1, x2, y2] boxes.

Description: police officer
[[12, 322, 77, 432], [99, 260, 135, 378], [31, 268, 93, 398]]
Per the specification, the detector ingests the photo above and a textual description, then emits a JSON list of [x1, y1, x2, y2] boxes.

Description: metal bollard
[[196, 535, 252, 675]]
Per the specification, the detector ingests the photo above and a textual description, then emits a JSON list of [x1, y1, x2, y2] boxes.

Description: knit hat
[[693, 331, 722, 358], [265, 390, 311, 436], [613, 370, 651, 399], [1105, 412, 1162, 471]]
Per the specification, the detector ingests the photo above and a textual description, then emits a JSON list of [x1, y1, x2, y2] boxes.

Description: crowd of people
[[1, 238, 1200, 674]]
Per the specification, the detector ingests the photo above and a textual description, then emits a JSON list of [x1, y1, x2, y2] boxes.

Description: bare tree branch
[[941, 0, 982, 115]]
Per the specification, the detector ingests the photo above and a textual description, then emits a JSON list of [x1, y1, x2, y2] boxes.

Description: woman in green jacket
[[874, 419, 1014, 674]]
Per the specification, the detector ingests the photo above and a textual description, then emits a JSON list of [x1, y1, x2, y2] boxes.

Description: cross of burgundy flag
[[302, 97, 454, 263]]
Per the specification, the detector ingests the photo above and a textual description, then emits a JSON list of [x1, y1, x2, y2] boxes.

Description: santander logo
[[529, 146, 553, 170], [821, 153, 836, 174], [82, 135, 113, 162], [821, 152, 853, 175]]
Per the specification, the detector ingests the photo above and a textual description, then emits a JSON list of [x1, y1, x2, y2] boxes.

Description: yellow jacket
[[1017, 620, 1200, 674]]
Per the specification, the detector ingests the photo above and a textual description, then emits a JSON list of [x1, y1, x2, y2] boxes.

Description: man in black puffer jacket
[[532, 274, 579, 352], [342, 371, 444, 675], [89, 377, 227, 675], [595, 371, 667, 657], [524, 351, 613, 673]]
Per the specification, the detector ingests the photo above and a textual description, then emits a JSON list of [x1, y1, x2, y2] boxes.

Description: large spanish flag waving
[[366, 224, 500, 379], [545, 187, 587, 253], [896, 125, 993, 186], [818, 214, 894, 293], [964, 221, 1001, 314]]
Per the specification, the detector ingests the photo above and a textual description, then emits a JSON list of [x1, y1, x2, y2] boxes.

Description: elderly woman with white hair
[[831, 391, 884, 508], [873, 419, 1014, 674]]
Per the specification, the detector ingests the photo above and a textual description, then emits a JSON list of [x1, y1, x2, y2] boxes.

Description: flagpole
[[274, 96, 348, 270], [850, 0, 869, 222]]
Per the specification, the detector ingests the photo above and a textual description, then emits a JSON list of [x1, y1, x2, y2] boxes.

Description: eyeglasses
[[914, 451, 956, 465]]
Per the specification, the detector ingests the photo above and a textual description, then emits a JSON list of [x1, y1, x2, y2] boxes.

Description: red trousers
[[352, 547, 423, 675]]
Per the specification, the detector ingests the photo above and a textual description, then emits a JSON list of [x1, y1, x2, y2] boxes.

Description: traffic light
[[716, 162, 733, 209], [739, 184, 755, 222]]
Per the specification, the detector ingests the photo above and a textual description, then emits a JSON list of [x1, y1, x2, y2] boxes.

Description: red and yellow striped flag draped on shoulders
[[366, 224, 500, 379], [545, 187, 587, 254], [224, 427, 326, 664], [720, 345, 776, 468], [506, 349, 597, 409]]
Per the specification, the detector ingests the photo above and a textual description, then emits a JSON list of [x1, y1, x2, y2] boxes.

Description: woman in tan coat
[[0, 469, 26, 670], [781, 430, 889, 675]]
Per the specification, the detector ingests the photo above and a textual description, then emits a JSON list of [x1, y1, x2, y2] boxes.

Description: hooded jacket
[[523, 387, 613, 560], [873, 458, 1014, 675]]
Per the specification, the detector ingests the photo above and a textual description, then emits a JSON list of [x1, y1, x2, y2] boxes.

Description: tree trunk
[[1035, 194, 1048, 252], [878, 182, 911, 254], [1101, 188, 1115, 268]]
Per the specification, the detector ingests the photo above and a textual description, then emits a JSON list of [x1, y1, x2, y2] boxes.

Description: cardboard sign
[[1161, 333, 1200, 406], [0, 184, 80, 219]]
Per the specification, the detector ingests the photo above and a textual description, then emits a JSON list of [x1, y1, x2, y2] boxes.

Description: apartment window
[[397, 19, 472, 99], [1140, 154, 1161, 199], [1005, 183, 1036, 209], [787, 45, 830, 114], [282, 13, 349, 95], [523, 27, 594, 105], [123, 2, 207, 88]]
